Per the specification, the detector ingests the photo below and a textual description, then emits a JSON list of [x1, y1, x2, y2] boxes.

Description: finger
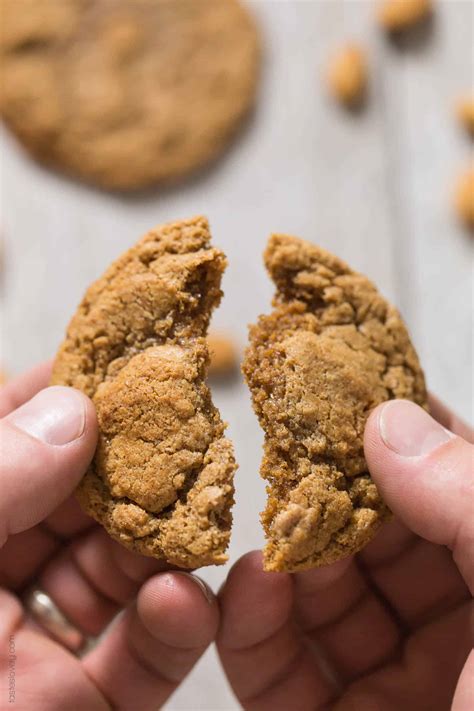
[[428, 393, 473, 443], [0, 498, 96, 592], [0, 386, 98, 546], [357, 519, 466, 628], [338, 601, 472, 711], [82, 572, 218, 711], [452, 649, 474, 711], [0, 527, 58, 590], [217, 551, 336, 710], [0, 589, 107, 711], [294, 557, 401, 684], [37, 528, 168, 636], [364, 400, 474, 594], [44, 495, 96, 539], [358, 530, 469, 630], [0, 360, 52, 417]]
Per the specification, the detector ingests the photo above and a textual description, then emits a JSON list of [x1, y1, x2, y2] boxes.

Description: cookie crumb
[[207, 332, 239, 379], [326, 44, 367, 108], [456, 97, 474, 138], [454, 168, 474, 230], [377, 0, 432, 33]]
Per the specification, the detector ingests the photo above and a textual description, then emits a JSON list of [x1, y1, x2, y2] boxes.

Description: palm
[[217, 519, 471, 710]]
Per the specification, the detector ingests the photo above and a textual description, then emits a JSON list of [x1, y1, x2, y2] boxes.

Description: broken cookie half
[[243, 234, 428, 572], [51, 216, 236, 568]]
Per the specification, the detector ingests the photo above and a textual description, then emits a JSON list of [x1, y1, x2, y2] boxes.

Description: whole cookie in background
[[51, 216, 237, 567], [243, 234, 428, 572], [0, 0, 260, 191]]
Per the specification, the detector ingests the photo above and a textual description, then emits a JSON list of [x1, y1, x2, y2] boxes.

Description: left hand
[[0, 363, 218, 710]]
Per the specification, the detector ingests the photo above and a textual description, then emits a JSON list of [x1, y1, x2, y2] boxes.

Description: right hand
[[217, 397, 473, 710]]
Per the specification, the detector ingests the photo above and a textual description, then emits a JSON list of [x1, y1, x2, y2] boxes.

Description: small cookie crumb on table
[[377, 0, 432, 33], [326, 44, 367, 108], [456, 97, 474, 138], [454, 168, 474, 230], [207, 332, 239, 378]]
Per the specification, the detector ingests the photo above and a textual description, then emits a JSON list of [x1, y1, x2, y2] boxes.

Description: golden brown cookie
[[326, 44, 368, 108], [51, 216, 237, 567], [243, 234, 428, 572], [377, 0, 432, 33], [0, 0, 259, 191], [456, 97, 474, 138], [207, 331, 239, 379], [454, 167, 474, 231]]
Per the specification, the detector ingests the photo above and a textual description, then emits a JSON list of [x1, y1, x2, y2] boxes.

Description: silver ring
[[24, 587, 92, 654]]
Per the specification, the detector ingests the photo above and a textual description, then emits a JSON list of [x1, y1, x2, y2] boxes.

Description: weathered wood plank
[[0, 2, 471, 710]]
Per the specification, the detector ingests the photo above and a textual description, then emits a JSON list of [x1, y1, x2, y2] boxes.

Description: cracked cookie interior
[[243, 233, 428, 572], [51, 216, 236, 568]]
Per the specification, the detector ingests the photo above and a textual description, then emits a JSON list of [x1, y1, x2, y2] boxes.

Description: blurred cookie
[[454, 168, 474, 231], [243, 234, 428, 572], [326, 44, 367, 108], [456, 97, 474, 138], [207, 332, 239, 379], [51, 216, 237, 567], [377, 0, 432, 33], [0, 0, 259, 190]]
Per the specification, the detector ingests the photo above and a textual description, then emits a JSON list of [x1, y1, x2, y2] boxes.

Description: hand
[[0, 363, 218, 710], [217, 397, 473, 711]]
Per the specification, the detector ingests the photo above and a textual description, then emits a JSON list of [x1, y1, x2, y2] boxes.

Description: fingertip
[[218, 551, 293, 650], [363, 402, 385, 466], [5, 385, 98, 451], [51, 386, 99, 455], [0, 387, 98, 538], [74, 388, 98, 453], [137, 572, 219, 649], [221, 550, 292, 603], [294, 555, 352, 596], [363, 400, 474, 585]]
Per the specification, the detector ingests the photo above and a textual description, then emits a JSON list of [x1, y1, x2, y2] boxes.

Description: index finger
[[0, 361, 53, 417]]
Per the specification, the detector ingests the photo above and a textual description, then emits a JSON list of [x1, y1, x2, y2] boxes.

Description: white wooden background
[[0, 2, 472, 709]]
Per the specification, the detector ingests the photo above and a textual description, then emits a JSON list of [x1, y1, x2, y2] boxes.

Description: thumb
[[0, 386, 98, 547], [364, 400, 473, 593]]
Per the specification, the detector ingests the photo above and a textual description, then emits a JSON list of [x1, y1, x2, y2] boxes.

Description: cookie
[[207, 332, 239, 379], [456, 97, 474, 138], [51, 216, 237, 568], [0, 0, 259, 191], [377, 0, 432, 33], [326, 44, 367, 108], [454, 167, 474, 231], [243, 234, 428, 572]]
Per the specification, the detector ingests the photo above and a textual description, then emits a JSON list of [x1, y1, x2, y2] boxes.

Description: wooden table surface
[[1, 2, 472, 709]]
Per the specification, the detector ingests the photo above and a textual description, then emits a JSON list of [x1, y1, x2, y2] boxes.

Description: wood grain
[[0, 2, 472, 709]]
